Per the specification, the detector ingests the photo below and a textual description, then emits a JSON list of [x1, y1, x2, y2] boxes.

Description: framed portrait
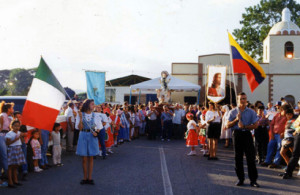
[[206, 65, 227, 103]]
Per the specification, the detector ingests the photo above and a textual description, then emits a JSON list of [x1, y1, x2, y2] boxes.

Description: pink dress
[[31, 139, 42, 159]]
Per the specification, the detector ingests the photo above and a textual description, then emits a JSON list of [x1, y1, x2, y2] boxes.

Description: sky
[[0, 0, 272, 92]]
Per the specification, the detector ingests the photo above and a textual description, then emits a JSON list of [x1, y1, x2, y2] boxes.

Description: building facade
[[172, 8, 300, 106]]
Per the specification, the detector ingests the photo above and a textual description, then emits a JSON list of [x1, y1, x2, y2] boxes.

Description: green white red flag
[[22, 57, 66, 131]]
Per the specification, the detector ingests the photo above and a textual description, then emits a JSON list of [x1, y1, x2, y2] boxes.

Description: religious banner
[[206, 65, 226, 103], [85, 71, 105, 105]]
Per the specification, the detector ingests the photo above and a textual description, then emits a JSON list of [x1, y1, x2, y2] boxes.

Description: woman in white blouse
[[220, 105, 231, 148], [205, 102, 222, 160], [76, 99, 102, 185]]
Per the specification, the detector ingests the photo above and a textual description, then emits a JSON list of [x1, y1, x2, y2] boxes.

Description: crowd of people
[[1, 93, 300, 188]]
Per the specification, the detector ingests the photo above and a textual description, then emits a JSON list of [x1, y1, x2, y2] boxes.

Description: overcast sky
[[0, 0, 273, 92]]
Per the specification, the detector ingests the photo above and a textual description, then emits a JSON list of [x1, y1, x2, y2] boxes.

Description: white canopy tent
[[129, 76, 201, 104]]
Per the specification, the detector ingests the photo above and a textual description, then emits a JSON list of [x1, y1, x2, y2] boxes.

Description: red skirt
[[105, 127, 114, 148], [186, 129, 198, 147], [198, 135, 206, 145]]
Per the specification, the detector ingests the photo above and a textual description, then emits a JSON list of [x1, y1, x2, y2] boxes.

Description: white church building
[[171, 8, 300, 106]]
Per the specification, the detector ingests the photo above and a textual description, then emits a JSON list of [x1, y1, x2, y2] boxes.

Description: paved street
[[1, 137, 300, 195]]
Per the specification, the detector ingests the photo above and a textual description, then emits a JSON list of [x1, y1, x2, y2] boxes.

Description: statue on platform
[[157, 71, 171, 104]]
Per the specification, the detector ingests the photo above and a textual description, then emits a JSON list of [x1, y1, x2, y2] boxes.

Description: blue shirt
[[228, 107, 258, 130], [172, 109, 183, 124], [161, 111, 173, 122]]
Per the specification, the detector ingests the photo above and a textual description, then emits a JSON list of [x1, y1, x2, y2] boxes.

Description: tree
[[233, 0, 300, 62]]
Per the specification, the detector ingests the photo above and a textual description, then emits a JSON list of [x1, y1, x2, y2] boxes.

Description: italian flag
[[22, 57, 66, 131]]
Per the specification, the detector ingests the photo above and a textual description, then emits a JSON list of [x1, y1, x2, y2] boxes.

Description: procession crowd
[[1, 94, 300, 188]]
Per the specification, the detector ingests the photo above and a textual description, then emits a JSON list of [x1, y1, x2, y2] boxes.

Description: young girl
[[129, 106, 135, 141], [280, 108, 295, 167], [134, 106, 141, 139], [30, 129, 43, 173], [105, 113, 114, 154], [52, 123, 63, 166], [110, 109, 121, 147], [185, 113, 198, 156], [5, 120, 26, 188], [0, 102, 14, 180], [198, 108, 208, 156], [76, 99, 101, 185]]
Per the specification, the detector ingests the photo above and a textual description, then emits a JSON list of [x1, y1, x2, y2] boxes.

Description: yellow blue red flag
[[228, 32, 266, 92]]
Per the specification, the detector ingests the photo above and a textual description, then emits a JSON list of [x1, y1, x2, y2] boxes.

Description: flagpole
[[227, 30, 238, 104]]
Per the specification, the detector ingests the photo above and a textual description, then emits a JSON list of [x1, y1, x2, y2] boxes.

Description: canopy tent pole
[[138, 90, 141, 104], [129, 89, 132, 104], [197, 89, 200, 105]]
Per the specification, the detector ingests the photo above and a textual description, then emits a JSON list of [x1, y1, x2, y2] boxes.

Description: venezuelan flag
[[228, 32, 266, 92]]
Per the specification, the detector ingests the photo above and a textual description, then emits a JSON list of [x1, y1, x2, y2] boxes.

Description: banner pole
[[138, 90, 141, 104], [129, 89, 132, 104], [227, 31, 238, 104], [197, 89, 200, 105]]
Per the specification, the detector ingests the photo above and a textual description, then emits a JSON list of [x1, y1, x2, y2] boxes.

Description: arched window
[[285, 41, 294, 59]]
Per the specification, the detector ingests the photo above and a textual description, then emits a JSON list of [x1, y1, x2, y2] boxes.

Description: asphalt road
[[1, 137, 300, 195]]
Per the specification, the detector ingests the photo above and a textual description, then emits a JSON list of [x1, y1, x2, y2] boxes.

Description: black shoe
[[250, 182, 260, 187], [207, 157, 213, 160], [87, 179, 95, 185], [102, 155, 106, 160], [235, 180, 244, 186], [8, 184, 17, 188], [203, 154, 209, 157], [282, 173, 292, 179], [268, 163, 281, 169], [22, 173, 28, 181], [13, 182, 22, 186], [212, 157, 219, 160], [260, 162, 270, 167], [278, 173, 285, 176], [80, 179, 88, 185]]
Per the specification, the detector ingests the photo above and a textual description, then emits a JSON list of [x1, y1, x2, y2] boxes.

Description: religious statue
[[157, 71, 171, 104]]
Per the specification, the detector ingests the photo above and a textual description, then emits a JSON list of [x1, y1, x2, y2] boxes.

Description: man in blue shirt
[[161, 105, 173, 141], [227, 92, 259, 187], [172, 104, 184, 139]]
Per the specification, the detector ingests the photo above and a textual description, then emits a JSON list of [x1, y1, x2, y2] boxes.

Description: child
[[185, 113, 198, 156], [280, 108, 295, 167], [5, 120, 26, 188], [255, 106, 269, 164], [198, 111, 208, 156], [110, 110, 121, 147], [30, 129, 43, 172], [52, 123, 63, 167], [105, 113, 114, 154]]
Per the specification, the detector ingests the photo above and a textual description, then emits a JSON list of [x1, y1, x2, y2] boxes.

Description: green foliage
[[77, 92, 87, 100], [233, 0, 300, 62], [0, 67, 37, 96]]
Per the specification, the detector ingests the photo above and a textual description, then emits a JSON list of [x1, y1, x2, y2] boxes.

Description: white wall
[[272, 75, 300, 103], [269, 35, 300, 74], [106, 86, 156, 104]]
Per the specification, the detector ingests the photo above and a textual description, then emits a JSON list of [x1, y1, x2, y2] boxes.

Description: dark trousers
[[73, 129, 80, 146], [233, 130, 258, 182], [173, 124, 183, 139], [254, 126, 269, 162], [148, 120, 157, 140], [97, 128, 106, 156], [286, 133, 300, 175], [162, 120, 172, 140], [21, 143, 28, 174]]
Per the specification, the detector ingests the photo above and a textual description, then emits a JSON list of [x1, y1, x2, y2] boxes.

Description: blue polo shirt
[[228, 107, 258, 131], [161, 111, 173, 122]]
